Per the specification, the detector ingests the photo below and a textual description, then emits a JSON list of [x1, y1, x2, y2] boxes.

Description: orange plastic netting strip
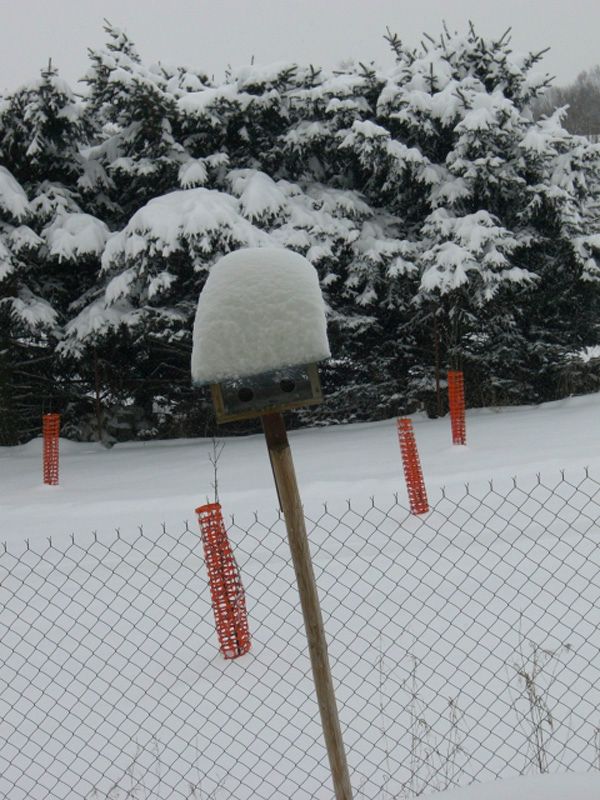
[[396, 418, 429, 515], [195, 502, 251, 660], [447, 370, 467, 446], [43, 413, 60, 485]]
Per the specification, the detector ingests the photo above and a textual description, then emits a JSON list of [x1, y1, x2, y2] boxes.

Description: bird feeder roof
[[191, 247, 330, 385]]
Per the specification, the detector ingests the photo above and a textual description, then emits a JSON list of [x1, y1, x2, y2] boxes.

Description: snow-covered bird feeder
[[191, 247, 330, 423], [191, 247, 354, 799]]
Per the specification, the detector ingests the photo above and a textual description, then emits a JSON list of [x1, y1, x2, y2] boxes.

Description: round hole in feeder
[[280, 379, 296, 393], [238, 387, 254, 402]]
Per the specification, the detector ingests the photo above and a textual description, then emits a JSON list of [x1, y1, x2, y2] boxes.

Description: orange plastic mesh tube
[[448, 370, 467, 446], [43, 413, 60, 485], [396, 418, 429, 515], [195, 503, 251, 659]]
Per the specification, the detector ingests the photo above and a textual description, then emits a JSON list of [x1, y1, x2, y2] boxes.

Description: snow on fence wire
[[2, 469, 600, 800]]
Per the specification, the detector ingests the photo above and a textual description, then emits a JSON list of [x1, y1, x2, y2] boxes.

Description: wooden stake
[[262, 413, 353, 800]]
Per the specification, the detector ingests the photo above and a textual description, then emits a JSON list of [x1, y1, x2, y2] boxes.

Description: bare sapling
[[207, 436, 225, 504], [511, 627, 572, 774]]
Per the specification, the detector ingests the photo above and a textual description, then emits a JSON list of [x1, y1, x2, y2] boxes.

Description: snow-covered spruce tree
[[178, 62, 302, 179], [7, 23, 600, 443], [81, 21, 193, 227], [57, 50, 421, 435], [0, 166, 55, 443], [198, 62, 420, 420], [0, 65, 85, 442], [254, 63, 422, 419], [340, 24, 600, 409], [0, 61, 92, 269], [0, 62, 86, 191], [0, 64, 117, 440], [60, 159, 420, 435], [59, 184, 270, 439], [514, 111, 600, 399], [175, 60, 378, 184], [274, 62, 384, 184]]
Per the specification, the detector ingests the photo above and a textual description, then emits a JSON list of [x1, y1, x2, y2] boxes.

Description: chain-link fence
[[2, 468, 600, 799]]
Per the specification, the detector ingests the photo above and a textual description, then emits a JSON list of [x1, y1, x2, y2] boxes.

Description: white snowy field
[[424, 771, 600, 799], [2, 392, 600, 547], [1, 394, 600, 799]]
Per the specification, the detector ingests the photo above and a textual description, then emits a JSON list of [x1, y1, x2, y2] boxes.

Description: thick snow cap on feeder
[[191, 247, 330, 385]]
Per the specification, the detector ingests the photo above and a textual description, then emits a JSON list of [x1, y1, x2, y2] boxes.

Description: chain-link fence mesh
[[2, 468, 600, 799]]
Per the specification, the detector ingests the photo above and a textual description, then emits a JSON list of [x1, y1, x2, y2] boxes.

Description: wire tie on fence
[[47, 537, 52, 547], [70, 533, 75, 544], [26, 538, 30, 550]]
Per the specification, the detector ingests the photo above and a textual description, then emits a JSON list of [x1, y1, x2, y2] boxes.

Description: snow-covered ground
[[2, 392, 600, 548], [1, 394, 600, 799], [424, 771, 600, 799]]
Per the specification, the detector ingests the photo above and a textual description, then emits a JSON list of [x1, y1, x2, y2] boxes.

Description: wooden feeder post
[[191, 248, 353, 800], [261, 412, 353, 800]]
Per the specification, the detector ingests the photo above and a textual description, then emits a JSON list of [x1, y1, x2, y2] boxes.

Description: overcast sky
[[1, 0, 599, 94]]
